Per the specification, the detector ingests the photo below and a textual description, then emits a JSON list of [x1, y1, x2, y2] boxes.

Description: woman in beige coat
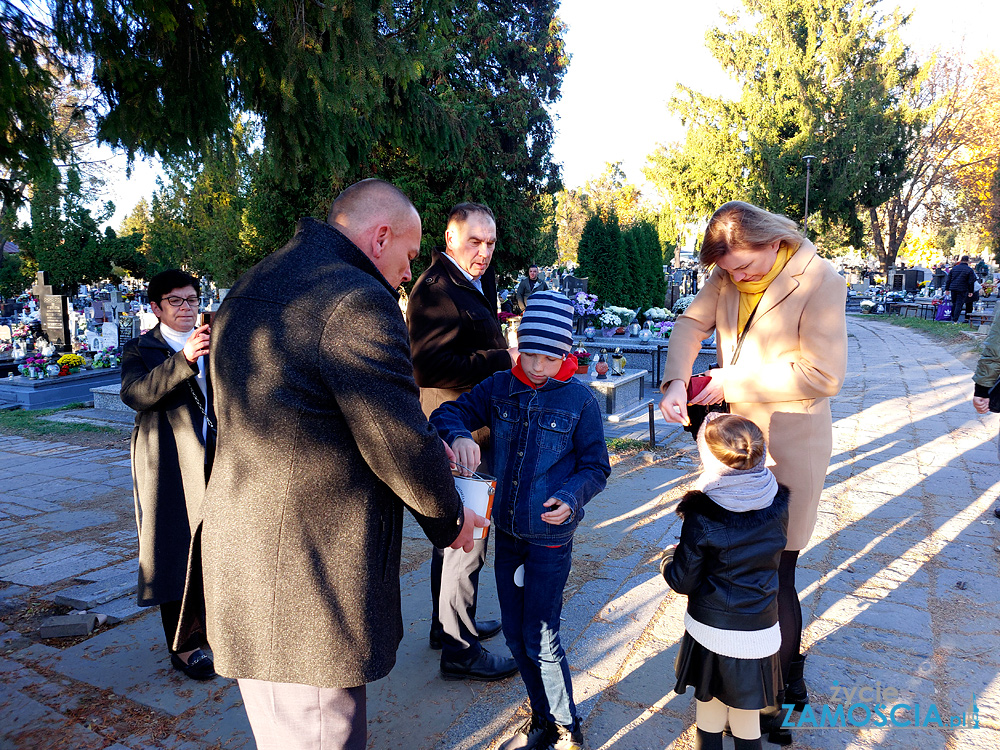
[[659, 202, 847, 743]]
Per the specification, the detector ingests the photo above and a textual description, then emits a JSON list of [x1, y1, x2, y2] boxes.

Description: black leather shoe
[[440, 648, 519, 682], [430, 619, 503, 649], [477, 619, 503, 641], [169, 649, 216, 680], [994, 506, 1000, 520]]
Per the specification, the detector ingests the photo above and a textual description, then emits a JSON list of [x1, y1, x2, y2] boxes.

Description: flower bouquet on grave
[[19, 353, 50, 378], [598, 309, 622, 336], [92, 346, 121, 369], [573, 348, 592, 375], [652, 321, 674, 339], [643, 307, 676, 323], [57, 353, 85, 374], [603, 305, 636, 333]]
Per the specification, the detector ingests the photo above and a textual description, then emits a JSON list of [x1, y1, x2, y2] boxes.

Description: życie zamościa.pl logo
[[782, 681, 981, 730]]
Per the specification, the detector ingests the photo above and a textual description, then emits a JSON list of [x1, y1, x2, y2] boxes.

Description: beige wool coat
[[661, 241, 847, 549]]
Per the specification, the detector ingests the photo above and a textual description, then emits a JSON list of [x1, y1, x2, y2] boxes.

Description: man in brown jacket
[[199, 179, 484, 750]]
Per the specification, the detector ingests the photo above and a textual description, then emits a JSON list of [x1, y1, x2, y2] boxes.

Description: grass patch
[[0, 403, 117, 436], [606, 437, 650, 454], [870, 315, 979, 346]]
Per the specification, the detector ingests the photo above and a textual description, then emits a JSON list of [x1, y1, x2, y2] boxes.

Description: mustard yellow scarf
[[732, 243, 798, 332]]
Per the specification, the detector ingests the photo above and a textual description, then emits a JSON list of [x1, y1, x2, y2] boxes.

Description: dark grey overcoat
[[198, 218, 466, 689], [121, 325, 212, 606]]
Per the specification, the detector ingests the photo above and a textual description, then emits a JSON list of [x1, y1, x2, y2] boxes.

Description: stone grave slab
[[574, 367, 647, 417]]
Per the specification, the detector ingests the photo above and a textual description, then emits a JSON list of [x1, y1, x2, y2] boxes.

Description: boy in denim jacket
[[431, 291, 611, 750]]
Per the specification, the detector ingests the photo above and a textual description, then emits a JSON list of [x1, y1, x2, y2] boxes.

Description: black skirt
[[673, 632, 782, 710]]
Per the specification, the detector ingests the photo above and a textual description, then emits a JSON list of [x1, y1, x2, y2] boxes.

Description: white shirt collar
[[442, 251, 483, 293]]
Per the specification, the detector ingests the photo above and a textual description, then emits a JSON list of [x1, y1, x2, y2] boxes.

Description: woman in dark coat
[[121, 269, 215, 680]]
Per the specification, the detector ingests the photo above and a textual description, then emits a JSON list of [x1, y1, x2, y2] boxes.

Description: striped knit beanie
[[517, 290, 574, 357]]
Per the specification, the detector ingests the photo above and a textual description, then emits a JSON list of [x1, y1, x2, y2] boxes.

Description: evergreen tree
[[646, 0, 918, 245], [620, 226, 644, 308], [577, 210, 626, 307]]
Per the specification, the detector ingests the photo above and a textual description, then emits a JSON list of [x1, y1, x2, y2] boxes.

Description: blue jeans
[[494, 529, 576, 727]]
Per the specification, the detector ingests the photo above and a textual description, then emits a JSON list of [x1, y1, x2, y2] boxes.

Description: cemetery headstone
[[101, 322, 120, 350], [86, 330, 103, 352], [92, 299, 106, 323], [139, 311, 158, 333], [106, 290, 128, 321], [0, 324, 10, 343], [563, 274, 588, 296], [32, 271, 72, 351], [121, 314, 140, 343]]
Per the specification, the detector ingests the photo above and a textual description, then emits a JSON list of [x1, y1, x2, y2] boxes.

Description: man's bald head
[[328, 179, 417, 240], [328, 179, 422, 288]]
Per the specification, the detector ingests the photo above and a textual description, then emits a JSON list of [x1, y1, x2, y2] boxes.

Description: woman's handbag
[[682, 305, 758, 438]]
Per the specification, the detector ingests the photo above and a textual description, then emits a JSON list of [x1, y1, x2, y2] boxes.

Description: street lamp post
[[802, 155, 816, 238]]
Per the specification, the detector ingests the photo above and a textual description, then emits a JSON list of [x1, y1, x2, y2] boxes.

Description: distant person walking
[[516, 265, 548, 312], [120, 269, 215, 681], [945, 255, 977, 322]]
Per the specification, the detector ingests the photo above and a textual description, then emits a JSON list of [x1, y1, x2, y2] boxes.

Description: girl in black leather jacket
[[660, 413, 790, 750]]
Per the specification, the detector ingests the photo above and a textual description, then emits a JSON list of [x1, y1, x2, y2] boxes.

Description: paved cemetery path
[[1, 315, 998, 749]]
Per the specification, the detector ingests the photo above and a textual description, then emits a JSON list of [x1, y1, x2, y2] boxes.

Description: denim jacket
[[430, 371, 611, 545]]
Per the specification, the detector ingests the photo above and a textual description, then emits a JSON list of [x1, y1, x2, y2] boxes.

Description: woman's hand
[[974, 395, 990, 414], [183, 324, 211, 364], [689, 369, 726, 405], [659, 380, 690, 425], [451, 437, 480, 476]]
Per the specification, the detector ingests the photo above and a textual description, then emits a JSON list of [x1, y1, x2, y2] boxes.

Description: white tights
[[696, 698, 761, 740]]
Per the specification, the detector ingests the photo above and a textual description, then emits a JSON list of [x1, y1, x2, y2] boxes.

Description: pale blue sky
[[100, 0, 998, 227], [551, 0, 999, 194]]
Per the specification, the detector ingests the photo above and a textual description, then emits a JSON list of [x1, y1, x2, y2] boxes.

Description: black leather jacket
[[661, 487, 789, 631]]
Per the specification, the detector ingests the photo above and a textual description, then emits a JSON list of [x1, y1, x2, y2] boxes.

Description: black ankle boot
[[760, 690, 792, 746], [733, 737, 763, 750], [694, 728, 724, 750], [785, 654, 808, 711]]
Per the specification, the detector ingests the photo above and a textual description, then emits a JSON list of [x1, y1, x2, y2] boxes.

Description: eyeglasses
[[161, 296, 200, 308]]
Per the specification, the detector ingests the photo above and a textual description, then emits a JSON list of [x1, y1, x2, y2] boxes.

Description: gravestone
[[120, 314, 140, 343], [139, 311, 158, 332], [106, 289, 128, 321], [563, 274, 588, 296], [32, 272, 72, 352], [101, 322, 119, 350], [0, 324, 10, 343], [85, 329, 103, 352], [92, 299, 107, 323]]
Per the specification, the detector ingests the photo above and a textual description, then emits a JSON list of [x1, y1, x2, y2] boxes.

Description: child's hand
[[451, 437, 480, 476], [658, 544, 677, 577], [541, 497, 571, 525]]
